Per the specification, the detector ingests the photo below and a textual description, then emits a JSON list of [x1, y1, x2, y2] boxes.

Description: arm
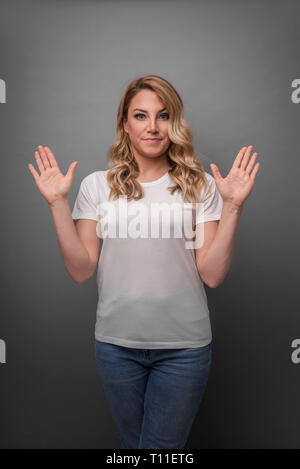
[[28, 145, 101, 284], [195, 202, 242, 288], [50, 198, 100, 284], [196, 144, 260, 288]]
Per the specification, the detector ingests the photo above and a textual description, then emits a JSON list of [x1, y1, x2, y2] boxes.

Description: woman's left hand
[[210, 145, 260, 208]]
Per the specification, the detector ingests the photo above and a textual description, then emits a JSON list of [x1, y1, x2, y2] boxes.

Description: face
[[123, 89, 171, 161]]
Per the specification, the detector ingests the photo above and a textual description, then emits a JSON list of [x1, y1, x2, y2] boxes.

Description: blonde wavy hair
[[106, 75, 210, 204]]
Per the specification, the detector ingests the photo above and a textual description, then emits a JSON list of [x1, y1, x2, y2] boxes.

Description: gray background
[[0, 0, 299, 448]]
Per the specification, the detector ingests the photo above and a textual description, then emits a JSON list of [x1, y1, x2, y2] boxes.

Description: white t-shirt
[[71, 169, 223, 349]]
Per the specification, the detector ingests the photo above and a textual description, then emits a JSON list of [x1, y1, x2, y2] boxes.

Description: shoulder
[[200, 171, 216, 198], [83, 170, 111, 203], [81, 170, 107, 187], [77, 170, 108, 202], [203, 171, 215, 184]]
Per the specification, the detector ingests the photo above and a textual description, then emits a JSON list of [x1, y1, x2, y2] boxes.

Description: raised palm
[[210, 145, 260, 207], [28, 145, 78, 206]]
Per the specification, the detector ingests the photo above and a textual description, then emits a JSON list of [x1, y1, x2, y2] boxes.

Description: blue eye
[[134, 113, 169, 120]]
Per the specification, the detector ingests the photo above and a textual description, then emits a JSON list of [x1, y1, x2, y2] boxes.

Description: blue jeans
[[94, 339, 212, 449]]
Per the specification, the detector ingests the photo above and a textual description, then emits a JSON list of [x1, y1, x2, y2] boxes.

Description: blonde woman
[[28, 75, 260, 449]]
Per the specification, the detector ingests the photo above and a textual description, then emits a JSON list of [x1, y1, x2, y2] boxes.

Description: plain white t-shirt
[[71, 169, 223, 349]]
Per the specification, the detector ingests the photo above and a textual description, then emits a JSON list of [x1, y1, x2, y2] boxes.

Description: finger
[[66, 161, 78, 180], [44, 146, 58, 168], [246, 152, 258, 174], [241, 145, 254, 170], [34, 150, 45, 175], [233, 146, 248, 169], [250, 162, 260, 180], [38, 145, 50, 170], [210, 163, 222, 179], [28, 162, 40, 182]]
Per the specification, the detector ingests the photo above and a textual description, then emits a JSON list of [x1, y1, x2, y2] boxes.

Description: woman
[[28, 75, 260, 449]]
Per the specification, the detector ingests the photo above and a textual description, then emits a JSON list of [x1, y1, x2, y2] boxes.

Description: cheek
[[132, 123, 144, 137], [162, 123, 170, 137]]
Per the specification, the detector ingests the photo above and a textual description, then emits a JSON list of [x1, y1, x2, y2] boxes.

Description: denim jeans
[[94, 339, 212, 449]]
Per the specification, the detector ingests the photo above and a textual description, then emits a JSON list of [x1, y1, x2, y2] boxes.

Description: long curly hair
[[106, 75, 210, 204]]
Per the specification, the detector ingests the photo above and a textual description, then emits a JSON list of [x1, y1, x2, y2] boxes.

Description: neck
[[135, 155, 172, 178]]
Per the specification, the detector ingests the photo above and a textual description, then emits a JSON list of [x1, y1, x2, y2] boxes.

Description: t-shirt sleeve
[[71, 172, 99, 221], [196, 173, 223, 224]]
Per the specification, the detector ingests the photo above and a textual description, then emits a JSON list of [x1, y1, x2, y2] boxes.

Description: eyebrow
[[132, 107, 167, 113]]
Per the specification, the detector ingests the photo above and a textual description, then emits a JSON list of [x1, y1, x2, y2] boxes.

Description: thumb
[[66, 161, 79, 180], [210, 163, 222, 180]]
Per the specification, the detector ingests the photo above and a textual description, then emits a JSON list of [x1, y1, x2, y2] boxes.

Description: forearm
[[49, 198, 93, 284], [198, 201, 243, 288]]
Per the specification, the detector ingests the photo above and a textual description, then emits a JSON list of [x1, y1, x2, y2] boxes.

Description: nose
[[147, 118, 159, 133]]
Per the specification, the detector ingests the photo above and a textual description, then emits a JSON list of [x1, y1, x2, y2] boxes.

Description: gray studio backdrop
[[1, 0, 299, 449]]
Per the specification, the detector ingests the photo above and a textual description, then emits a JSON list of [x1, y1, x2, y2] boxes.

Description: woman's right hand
[[28, 145, 79, 207]]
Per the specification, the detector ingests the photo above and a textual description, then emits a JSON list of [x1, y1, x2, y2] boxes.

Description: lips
[[144, 138, 162, 141]]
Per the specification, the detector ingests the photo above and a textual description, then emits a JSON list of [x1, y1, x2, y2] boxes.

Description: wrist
[[49, 196, 68, 210], [222, 200, 243, 214]]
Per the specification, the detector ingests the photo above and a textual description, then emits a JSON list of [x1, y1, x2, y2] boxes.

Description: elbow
[[208, 281, 219, 289], [71, 267, 94, 285], [74, 278, 85, 285], [208, 277, 224, 288], [199, 271, 218, 289], [198, 268, 222, 289], [204, 277, 221, 289], [73, 275, 89, 285], [74, 269, 95, 284], [73, 277, 84, 285]]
